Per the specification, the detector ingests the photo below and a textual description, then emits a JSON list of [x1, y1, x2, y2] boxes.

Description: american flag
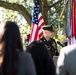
[[29, 0, 45, 43]]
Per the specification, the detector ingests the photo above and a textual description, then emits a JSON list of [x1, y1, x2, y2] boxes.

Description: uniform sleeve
[[51, 39, 59, 56], [25, 53, 37, 75], [56, 48, 67, 75]]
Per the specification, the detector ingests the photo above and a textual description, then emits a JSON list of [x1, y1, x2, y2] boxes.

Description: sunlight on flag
[[29, 0, 45, 43]]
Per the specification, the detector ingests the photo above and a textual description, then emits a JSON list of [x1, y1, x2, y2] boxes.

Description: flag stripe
[[72, 0, 75, 37], [29, 23, 37, 42], [39, 31, 43, 38]]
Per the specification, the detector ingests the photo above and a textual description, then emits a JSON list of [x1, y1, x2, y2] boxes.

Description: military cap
[[42, 25, 54, 32]]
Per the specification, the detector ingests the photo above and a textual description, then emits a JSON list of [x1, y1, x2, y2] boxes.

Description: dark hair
[[2, 21, 23, 75], [27, 41, 49, 61], [25, 34, 30, 42], [26, 41, 56, 75]]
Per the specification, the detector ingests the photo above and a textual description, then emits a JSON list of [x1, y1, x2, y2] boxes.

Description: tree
[[0, 0, 64, 26]]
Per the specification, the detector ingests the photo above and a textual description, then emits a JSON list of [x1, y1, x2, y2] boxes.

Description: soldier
[[25, 34, 30, 47], [39, 25, 59, 58]]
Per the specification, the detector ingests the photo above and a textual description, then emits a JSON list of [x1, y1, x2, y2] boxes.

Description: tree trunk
[[42, 0, 48, 25]]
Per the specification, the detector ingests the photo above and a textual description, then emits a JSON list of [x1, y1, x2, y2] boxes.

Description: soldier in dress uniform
[[39, 25, 59, 58]]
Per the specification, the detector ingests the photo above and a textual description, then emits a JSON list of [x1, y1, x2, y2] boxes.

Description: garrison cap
[[42, 25, 54, 32]]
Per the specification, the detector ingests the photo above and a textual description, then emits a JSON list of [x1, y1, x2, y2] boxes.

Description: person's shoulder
[[50, 38, 55, 41], [18, 51, 31, 60], [19, 51, 30, 55], [39, 36, 47, 42], [60, 44, 76, 54], [40, 36, 45, 40]]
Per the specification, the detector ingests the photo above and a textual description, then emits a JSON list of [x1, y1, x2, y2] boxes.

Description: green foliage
[[19, 23, 30, 48], [47, 1, 65, 38], [19, 23, 30, 37], [48, 1, 64, 27], [2, 9, 18, 22]]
